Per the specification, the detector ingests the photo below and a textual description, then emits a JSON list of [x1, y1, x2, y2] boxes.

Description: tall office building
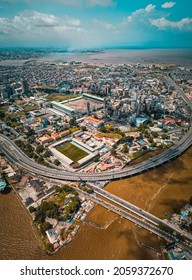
[[87, 101, 91, 116], [21, 80, 29, 94], [6, 85, 13, 97], [1, 86, 8, 99], [133, 91, 138, 101], [131, 101, 137, 110]]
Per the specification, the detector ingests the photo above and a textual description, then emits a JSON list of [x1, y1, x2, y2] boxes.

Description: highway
[[87, 182, 192, 244], [0, 124, 192, 182]]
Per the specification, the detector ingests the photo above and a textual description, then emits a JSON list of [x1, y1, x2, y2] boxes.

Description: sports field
[[56, 142, 88, 163]]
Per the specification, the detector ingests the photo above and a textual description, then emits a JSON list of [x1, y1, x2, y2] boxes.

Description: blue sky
[[0, 0, 191, 48]]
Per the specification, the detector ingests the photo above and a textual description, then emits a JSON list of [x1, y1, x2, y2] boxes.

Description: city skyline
[[0, 0, 192, 49]]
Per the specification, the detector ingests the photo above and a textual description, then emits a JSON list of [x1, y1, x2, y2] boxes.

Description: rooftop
[[51, 101, 75, 113], [85, 116, 104, 125]]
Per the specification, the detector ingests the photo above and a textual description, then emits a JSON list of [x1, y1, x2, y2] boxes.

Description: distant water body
[[41, 48, 192, 67]]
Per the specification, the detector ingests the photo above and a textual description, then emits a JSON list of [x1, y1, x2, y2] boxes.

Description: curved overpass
[[0, 76, 192, 182], [0, 125, 192, 182]]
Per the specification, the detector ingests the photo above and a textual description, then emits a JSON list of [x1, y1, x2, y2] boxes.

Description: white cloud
[[88, 0, 114, 6], [150, 17, 192, 31], [124, 4, 156, 23], [0, 0, 114, 7], [93, 19, 117, 31], [145, 4, 156, 13], [161, 2, 176, 9], [0, 11, 83, 32], [0, 11, 88, 47]]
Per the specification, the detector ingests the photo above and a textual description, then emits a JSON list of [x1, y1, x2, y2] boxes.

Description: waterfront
[[0, 147, 192, 260], [0, 49, 192, 67], [41, 49, 192, 67]]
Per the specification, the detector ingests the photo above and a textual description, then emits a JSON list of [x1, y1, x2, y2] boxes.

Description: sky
[[0, 0, 192, 49]]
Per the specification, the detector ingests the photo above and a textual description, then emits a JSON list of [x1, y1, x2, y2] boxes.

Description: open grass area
[[46, 93, 78, 102], [0, 107, 8, 113], [97, 133, 122, 140], [56, 142, 89, 163], [70, 127, 80, 133], [24, 105, 39, 112], [9, 111, 25, 118]]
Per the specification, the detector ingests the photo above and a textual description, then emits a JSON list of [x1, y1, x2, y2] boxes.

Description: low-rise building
[[59, 130, 70, 138], [46, 229, 60, 244], [0, 176, 7, 192], [84, 116, 104, 128], [37, 135, 53, 145]]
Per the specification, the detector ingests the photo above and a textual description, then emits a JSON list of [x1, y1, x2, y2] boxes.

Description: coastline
[[0, 48, 192, 67]]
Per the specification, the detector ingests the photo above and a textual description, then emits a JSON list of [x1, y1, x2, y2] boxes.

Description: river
[[0, 148, 192, 260]]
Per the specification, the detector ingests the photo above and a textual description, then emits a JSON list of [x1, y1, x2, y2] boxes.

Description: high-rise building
[[123, 90, 129, 98], [0, 85, 14, 99], [21, 80, 29, 94], [0, 86, 8, 99], [6, 85, 13, 97], [102, 84, 111, 96], [131, 101, 137, 110], [133, 91, 138, 101], [87, 101, 91, 116]]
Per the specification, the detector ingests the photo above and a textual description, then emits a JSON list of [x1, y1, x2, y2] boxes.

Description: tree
[[60, 229, 68, 241], [161, 134, 169, 140], [151, 142, 157, 147], [69, 118, 77, 127], [55, 186, 62, 193], [45, 243, 54, 252], [0, 111, 5, 119], [36, 145, 44, 154], [93, 155, 100, 162], [37, 156, 44, 164], [27, 136, 35, 144], [26, 128, 34, 137], [65, 197, 81, 215], [99, 126, 107, 133], [148, 138, 153, 143], [41, 222, 51, 232], [122, 144, 128, 153], [189, 196, 192, 206], [54, 159, 61, 166], [189, 223, 192, 232], [173, 207, 180, 214], [33, 153, 38, 160], [111, 148, 116, 156], [35, 200, 59, 222], [133, 151, 142, 159], [29, 206, 36, 213], [62, 184, 76, 194], [81, 126, 87, 131], [43, 150, 51, 158], [151, 131, 159, 138]]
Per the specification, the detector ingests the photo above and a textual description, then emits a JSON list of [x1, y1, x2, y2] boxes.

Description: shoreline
[[0, 48, 192, 67]]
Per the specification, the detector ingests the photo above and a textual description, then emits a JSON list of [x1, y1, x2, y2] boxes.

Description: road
[[0, 124, 191, 182]]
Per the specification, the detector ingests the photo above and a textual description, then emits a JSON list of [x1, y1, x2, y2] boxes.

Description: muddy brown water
[[0, 148, 191, 260]]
